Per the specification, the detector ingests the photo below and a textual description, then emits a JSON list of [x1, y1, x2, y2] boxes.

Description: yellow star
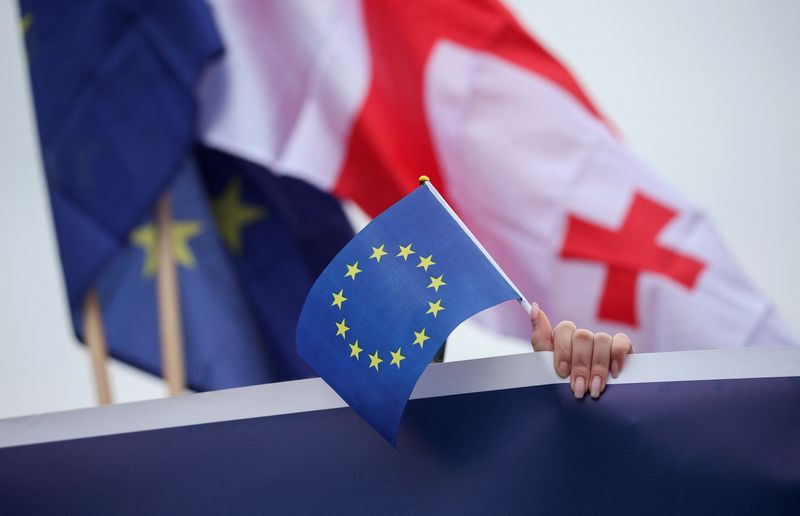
[[331, 289, 347, 310], [370, 244, 388, 263], [396, 243, 415, 261], [413, 328, 430, 348], [21, 13, 32, 34], [131, 220, 202, 277], [349, 340, 363, 360], [211, 176, 266, 254], [368, 350, 383, 371], [427, 275, 446, 292], [344, 261, 362, 280], [417, 254, 436, 271], [426, 299, 445, 317], [390, 347, 406, 368], [335, 318, 350, 339]]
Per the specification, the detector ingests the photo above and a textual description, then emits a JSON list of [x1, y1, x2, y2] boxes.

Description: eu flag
[[21, 0, 223, 313], [195, 146, 353, 384], [297, 182, 521, 444], [88, 148, 353, 391], [22, 0, 354, 389], [93, 159, 270, 389]]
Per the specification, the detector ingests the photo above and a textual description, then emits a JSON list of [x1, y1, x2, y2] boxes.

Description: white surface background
[[1, 1, 798, 419]]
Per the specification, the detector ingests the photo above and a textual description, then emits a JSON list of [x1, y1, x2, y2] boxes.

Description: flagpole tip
[[418, 175, 430, 185]]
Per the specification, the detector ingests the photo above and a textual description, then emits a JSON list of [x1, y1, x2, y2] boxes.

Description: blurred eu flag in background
[[94, 158, 270, 389], [297, 182, 521, 444], [22, 0, 354, 389], [21, 0, 222, 313], [194, 146, 353, 385]]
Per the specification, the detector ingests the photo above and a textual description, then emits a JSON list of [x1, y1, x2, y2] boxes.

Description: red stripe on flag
[[335, 0, 606, 217]]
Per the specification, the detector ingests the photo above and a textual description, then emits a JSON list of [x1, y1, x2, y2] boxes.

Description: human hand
[[530, 303, 633, 399]]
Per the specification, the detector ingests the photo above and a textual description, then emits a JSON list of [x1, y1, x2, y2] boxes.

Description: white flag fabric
[[199, 0, 796, 351]]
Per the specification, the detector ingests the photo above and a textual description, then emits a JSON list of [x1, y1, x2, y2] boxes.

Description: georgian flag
[[198, 0, 796, 352]]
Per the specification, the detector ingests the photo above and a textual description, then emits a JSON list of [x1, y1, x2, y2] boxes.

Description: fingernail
[[590, 375, 601, 398], [611, 360, 620, 378], [531, 302, 540, 322], [574, 330, 593, 346], [558, 361, 569, 377], [574, 376, 586, 399]]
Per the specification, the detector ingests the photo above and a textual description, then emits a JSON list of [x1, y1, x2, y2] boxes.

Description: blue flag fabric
[[94, 161, 271, 390], [195, 146, 354, 383], [89, 148, 353, 391], [297, 183, 521, 443], [22, 0, 355, 389], [21, 0, 222, 313]]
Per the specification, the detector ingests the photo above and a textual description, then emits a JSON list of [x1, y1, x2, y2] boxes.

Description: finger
[[570, 330, 594, 399], [530, 303, 554, 352], [589, 332, 612, 399], [552, 321, 576, 378], [610, 333, 634, 378], [570, 329, 594, 399]]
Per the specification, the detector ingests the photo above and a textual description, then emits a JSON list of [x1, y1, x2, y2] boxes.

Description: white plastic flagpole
[[419, 176, 532, 315]]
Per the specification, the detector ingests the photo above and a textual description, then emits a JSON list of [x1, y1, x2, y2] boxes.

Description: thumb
[[530, 302, 554, 351]]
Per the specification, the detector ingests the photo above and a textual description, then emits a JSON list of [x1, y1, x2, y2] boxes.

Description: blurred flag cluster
[[20, 0, 796, 390], [20, 0, 353, 390]]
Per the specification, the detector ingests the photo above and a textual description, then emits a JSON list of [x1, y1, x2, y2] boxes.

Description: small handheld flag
[[296, 179, 525, 444]]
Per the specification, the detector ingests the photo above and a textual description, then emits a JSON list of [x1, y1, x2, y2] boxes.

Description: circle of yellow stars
[[331, 242, 446, 373]]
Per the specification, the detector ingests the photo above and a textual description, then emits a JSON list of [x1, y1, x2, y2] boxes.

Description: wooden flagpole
[[82, 289, 112, 405], [155, 193, 187, 396]]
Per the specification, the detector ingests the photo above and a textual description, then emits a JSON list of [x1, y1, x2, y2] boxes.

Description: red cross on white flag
[[561, 192, 706, 327], [199, 0, 796, 352]]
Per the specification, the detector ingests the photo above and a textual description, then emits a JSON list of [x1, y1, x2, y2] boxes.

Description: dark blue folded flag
[[22, 0, 356, 388], [21, 0, 222, 315], [297, 182, 521, 443]]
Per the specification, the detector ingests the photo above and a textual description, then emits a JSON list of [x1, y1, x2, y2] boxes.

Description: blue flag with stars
[[93, 160, 271, 389], [85, 148, 353, 391], [20, 0, 222, 314], [297, 182, 521, 444], [22, 0, 354, 389]]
